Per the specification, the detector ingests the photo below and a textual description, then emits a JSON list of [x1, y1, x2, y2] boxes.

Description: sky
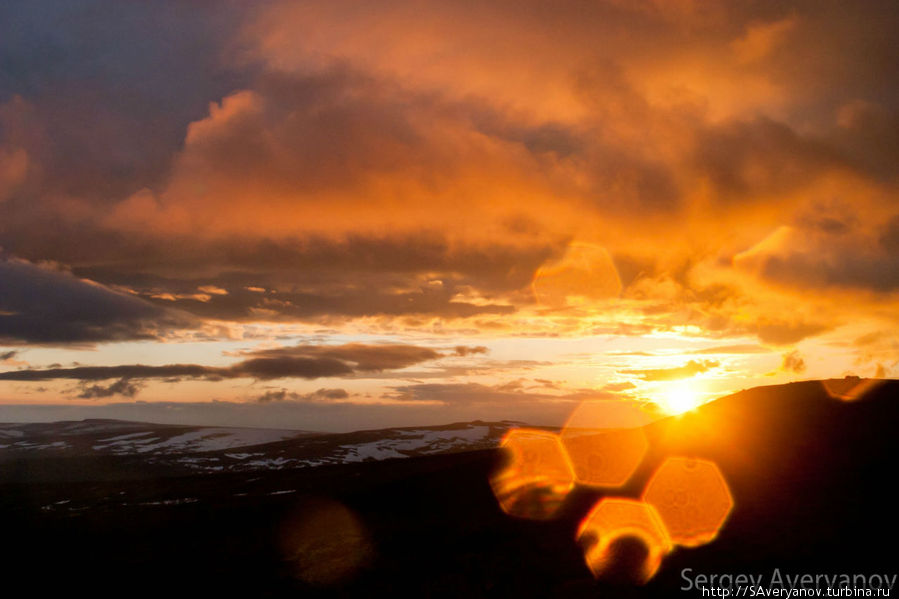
[[1, 0, 897, 432]]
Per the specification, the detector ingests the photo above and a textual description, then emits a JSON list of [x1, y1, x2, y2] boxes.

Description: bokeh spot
[[577, 497, 672, 583], [642, 456, 734, 547], [561, 426, 648, 488], [279, 497, 374, 587], [490, 428, 575, 519]]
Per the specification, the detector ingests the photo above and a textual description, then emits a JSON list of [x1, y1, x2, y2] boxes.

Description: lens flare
[[577, 497, 673, 583], [560, 427, 648, 489], [560, 399, 651, 488], [642, 456, 734, 547], [821, 377, 884, 402], [489, 428, 575, 520], [279, 498, 374, 587]]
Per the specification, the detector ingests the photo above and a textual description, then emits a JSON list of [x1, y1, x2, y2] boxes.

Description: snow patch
[[337, 426, 491, 462], [97, 431, 153, 442], [137, 498, 200, 506], [94, 428, 301, 454], [12, 440, 69, 450], [225, 453, 260, 460]]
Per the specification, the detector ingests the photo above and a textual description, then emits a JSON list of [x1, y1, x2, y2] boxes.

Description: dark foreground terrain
[[1, 379, 897, 597]]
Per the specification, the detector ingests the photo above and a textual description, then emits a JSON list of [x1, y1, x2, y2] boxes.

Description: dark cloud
[[451, 346, 489, 357], [226, 357, 355, 380], [77, 377, 142, 399], [151, 283, 515, 322], [736, 215, 899, 294], [879, 214, 899, 253], [623, 360, 719, 382], [256, 387, 349, 403], [0, 256, 195, 344], [749, 319, 830, 346], [0, 350, 18, 361], [23, 234, 556, 323], [0, 0, 253, 200], [244, 343, 442, 372], [0, 343, 444, 385], [832, 103, 899, 182], [692, 117, 838, 203], [0, 363, 230, 382], [748, 250, 899, 293]]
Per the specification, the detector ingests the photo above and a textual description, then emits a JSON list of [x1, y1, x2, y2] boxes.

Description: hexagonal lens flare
[[577, 497, 673, 583], [561, 427, 648, 488], [560, 399, 652, 488], [642, 456, 734, 547], [489, 428, 575, 520]]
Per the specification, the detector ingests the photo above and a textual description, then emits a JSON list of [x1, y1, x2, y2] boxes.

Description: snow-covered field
[[0, 419, 513, 475], [337, 426, 491, 462], [92, 427, 302, 454]]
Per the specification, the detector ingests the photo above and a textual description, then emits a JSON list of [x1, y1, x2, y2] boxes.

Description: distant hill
[[0, 417, 519, 481]]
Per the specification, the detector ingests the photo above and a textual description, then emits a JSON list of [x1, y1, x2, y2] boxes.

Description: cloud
[[0, 363, 240, 382], [59, 234, 547, 324], [77, 378, 143, 399], [735, 213, 899, 293], [0, 256, 196, 344], [451, 346, 489, 357], [0, 343, 446, 387], [0, 1, 251, 200], [0, 0, 897, 352], [623, 359, 719, 382], [256, 387, 350, 403], [691, 344, 771, 355], [781, 350, 806, 374], [748, 318, 831, 347], [242, 343, 442, 372]]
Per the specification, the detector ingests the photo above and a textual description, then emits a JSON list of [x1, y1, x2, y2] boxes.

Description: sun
[[658, 383, 703, 415]]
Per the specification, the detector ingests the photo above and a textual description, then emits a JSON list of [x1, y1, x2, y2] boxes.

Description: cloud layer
[[2, 3, 894, 341], [0, 342, 449, 384]]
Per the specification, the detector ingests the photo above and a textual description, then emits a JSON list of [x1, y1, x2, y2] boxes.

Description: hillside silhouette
[[0, 379, 895, 597]]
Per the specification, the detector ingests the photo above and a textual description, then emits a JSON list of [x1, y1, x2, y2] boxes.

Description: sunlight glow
[[657, 383, 703, 415]]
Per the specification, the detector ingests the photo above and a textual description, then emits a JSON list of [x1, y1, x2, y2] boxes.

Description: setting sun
[[658, 384, 703, 416]]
